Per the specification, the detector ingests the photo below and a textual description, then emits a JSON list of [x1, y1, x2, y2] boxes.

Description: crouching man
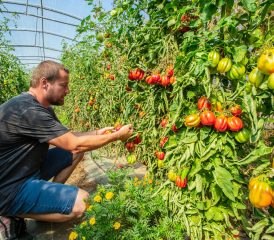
[[0, 60, 133, 239]]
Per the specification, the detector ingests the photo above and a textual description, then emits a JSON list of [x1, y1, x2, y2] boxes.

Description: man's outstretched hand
[[115, 124, 133, 142]]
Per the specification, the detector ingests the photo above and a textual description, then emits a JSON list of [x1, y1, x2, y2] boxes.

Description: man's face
[[46, 69, 70, 106]]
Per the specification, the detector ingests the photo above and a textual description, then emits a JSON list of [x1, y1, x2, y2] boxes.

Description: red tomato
[[230, 105, 242, 116], [160, 118, 168, 128], [151, 74, 161, 84], [146, 76, 154, 84], [125, 142, 135, 152], [133, 134, 142, 144], [175, 176, 187, 188], [128, 68, 145, 80], [155, 151, 165, 160], [181, 14, 190, 22], [160, 136, 169, 148], [198, 96, 211, 110], [200, 110, 216, 126], [167, 66, 174, 77], [115, 123, 122, 131], [227, 116, 243, 132], [214, 115, 228, 132], [109, 74, 115, 80], [160, 76, 170, 87], [171, 124, 178, 132]]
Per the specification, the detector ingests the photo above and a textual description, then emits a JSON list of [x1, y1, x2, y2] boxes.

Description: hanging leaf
[[213, 166, 235, 201]]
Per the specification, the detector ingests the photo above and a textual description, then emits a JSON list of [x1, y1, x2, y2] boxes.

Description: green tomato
[[248, 67, 264, 87], [217, 58, 232, 73], [235, 129, 251, 143], [110, 9, 118, 17], [167, 170, 177, 181], [158, 160, 164, 168], [96, 33, 104, 42], [227, 64, 246, 80], [208, 51, 220, 68], [127, 154, 137, 164], [267, 73, 274, 90]]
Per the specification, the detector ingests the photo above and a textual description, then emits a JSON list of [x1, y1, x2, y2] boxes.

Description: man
[[0, 60, 133, 239]]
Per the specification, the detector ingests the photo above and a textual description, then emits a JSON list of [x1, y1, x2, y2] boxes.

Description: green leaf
[[201, 4, 218, 21], [233, 45, 247, 63], [213, 166, 235, 201], [167, 18, 176, 27], [195, 174, 202, 193], [242, 0, 257, 12]]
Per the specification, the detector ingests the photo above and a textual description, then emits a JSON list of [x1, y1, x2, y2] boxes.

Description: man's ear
[[41, 77, 48, 90]]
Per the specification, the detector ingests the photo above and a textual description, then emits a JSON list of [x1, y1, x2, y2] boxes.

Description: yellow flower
[[69, 231, 78, 240], [105, 192, 114, 200], [134, 177, 138, 182], [94, 195, 102, 203], [82, 237, 86, 240], [86, 205, 93, 211], [113, 221, 121, 230], [148, 179, 153, 184], [89, 217, 96, 225], [80, 221, 87, 228]]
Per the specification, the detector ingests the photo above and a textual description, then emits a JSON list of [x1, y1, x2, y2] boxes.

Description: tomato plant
[[58, 0, 274, 239]]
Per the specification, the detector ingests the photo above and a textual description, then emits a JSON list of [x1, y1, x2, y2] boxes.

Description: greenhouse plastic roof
[[0, 0, 96, 69]]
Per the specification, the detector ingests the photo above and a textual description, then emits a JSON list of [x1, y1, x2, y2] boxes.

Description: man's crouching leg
[[19, 188, 89, 222]]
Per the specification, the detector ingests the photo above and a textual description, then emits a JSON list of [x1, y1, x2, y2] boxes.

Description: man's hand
[[97, 127, 114, 135], [115, 124, 133, 142]]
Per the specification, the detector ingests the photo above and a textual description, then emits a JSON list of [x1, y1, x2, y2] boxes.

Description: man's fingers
[[104, 127, 114, 130]]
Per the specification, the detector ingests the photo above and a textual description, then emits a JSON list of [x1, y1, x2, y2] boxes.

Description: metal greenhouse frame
[[0, 0, 82, 68]]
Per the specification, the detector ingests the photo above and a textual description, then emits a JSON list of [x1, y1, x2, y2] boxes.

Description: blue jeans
[[6, 148, 79, 216]]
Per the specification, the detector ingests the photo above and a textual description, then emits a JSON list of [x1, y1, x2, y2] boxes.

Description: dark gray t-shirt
[[0, 92, 69, 215]]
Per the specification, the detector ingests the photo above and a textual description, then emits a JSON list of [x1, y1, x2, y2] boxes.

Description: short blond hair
[[30, 60, 69, 87]]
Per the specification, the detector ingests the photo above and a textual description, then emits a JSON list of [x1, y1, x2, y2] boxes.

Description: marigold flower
[[69, 231, 78, 240], [89, 217, 96, 225], [94, 195, 102, 203], [86, 205, 93, 211], [113, 221, 121, 230], [80, 221, 87, 228], [105, 192, 114, 200], [148, 179, 153, 184]]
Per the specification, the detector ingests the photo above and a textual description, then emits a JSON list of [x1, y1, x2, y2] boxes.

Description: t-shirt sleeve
[[19, 107, 69, 143]]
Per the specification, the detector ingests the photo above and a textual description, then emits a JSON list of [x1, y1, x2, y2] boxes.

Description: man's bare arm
[[72, 130, 97, 137], [73, 127, 115, 137], [48, 125, 132, 154]]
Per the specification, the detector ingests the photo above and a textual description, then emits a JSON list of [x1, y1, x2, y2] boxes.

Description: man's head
[[31, 60, 70, 106]]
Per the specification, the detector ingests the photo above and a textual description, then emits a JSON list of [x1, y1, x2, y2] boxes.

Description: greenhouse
[[0, 0, 273, 239]]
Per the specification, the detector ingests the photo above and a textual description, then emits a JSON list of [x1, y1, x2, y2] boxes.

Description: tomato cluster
[[146, 68, 176, 87], [249, 48, 274, 90], [168, 167, 190, 189], [125, 134, 142, 153], [185, 97, 245, 133], [208, 51, 246, 81], [128, 66, 176, 87]]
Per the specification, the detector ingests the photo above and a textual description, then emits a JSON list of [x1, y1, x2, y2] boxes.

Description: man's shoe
[[0, 217, 33, 240]]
